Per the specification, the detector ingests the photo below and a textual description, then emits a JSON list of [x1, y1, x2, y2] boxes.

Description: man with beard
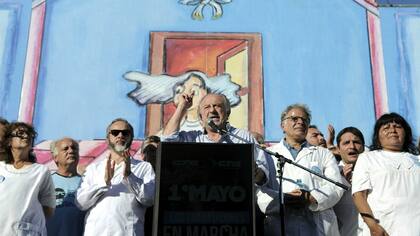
[[76, 118, 155, 236], [47, 137, 85, 236], [333, 127, 365, 236]]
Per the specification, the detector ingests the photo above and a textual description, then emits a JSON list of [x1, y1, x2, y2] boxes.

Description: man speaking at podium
[[161, 93, 269, 186]]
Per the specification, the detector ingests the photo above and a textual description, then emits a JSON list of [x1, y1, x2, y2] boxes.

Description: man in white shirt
[[76, 118, 155, 236], [333, 127, 365, 236], [256, 104, 344, 236]]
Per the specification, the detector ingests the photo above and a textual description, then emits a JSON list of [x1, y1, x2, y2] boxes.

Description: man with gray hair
[[256, 104, 344, 236], [47, 137, 85, 236], [162, 93, 269, 185], [76, 118, 155, 236]]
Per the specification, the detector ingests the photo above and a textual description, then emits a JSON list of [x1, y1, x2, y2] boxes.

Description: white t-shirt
[[0, 161, 56, 236], [352, 150, 420, 236]]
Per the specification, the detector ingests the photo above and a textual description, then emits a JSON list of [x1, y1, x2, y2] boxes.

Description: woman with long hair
[[352, 113, 420, 236], [0, 122, 55, 236]]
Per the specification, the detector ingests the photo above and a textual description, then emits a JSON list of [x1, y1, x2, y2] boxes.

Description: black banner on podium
[[153, 142, 256, 236]]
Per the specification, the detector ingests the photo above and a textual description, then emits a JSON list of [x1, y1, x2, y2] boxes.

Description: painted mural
[[124, 70, 241, 132], [0, 0, 419, 171]]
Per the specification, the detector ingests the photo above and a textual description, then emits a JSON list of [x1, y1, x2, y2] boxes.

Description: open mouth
[[208, 116, 220, 122], [348, 151, 357, 156]]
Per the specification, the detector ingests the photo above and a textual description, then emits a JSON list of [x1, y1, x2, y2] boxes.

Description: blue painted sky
[[380, 7, 420, 138], [0, 2, 30, 120]]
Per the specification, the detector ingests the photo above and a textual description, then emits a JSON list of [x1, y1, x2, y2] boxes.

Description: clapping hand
[[122, 150, 131, 178], [104, 154, 115, 186]]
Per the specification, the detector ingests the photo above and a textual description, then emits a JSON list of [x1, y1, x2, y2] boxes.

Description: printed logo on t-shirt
[[55, 188, 66, 206], [55, 187, 77, 207]]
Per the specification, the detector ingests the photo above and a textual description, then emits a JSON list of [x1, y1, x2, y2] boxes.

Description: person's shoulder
[[307, 146, 336, 161], [32, 163, 50, 172], [229, 126, 256, 141], [179, 130, 204, 136], [267, 141, 283, 152], [131, 158, 153, 168], [229, 126, 249, 134], [83, 159, 105, 173], [169, 130, 204, 141], [359, 150, 384, 160], [131, 158, 144, 165], [310, 145, 329, 154]]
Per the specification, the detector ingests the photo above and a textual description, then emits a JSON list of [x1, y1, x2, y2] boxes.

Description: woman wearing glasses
[[0, 122, 55, 236], [352, 113, 420, 236]]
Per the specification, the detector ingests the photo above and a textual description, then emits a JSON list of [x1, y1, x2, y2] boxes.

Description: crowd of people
[[0, 93, 419, 236]]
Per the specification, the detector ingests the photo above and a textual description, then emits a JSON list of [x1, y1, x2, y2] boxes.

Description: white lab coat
[[352, 150, 420, 236], [256, 140, 344, 236], [76, 158, 155, 236]]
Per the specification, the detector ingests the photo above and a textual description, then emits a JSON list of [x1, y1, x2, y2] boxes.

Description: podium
[[153, 142, 256, 236]]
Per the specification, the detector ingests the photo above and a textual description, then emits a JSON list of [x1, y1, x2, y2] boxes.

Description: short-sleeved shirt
[[47, 173, 85, 236], [0, 161, 56, 236], [352, 150, 420, 236]]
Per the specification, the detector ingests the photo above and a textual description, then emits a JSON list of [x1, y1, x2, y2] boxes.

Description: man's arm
[[122, 162, 155, 207], [42, 206, 55, 219], [351, 153, 389, 236], [75, 164, 109, 211], [39, 170, 56, 219], [254, 149, 270, 186], [353, 191, 389, 236], [307, 151, 344, 211], [162, 93, 193, 136]]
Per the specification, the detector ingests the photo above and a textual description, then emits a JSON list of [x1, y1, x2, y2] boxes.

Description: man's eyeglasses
[[11, 130, 34, 139], [109, 129, 131, 137], [283, 116, 309, 125]]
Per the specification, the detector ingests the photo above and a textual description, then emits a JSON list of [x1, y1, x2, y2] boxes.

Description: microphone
[[207, 119, 226, 134]]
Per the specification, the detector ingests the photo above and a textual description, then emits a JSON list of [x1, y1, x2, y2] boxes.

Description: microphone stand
[[208, 121, 348, 236]]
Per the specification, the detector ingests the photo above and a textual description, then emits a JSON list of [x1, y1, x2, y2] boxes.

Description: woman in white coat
[[0, 122, 56, 236], [352, 112, 420, 236]]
